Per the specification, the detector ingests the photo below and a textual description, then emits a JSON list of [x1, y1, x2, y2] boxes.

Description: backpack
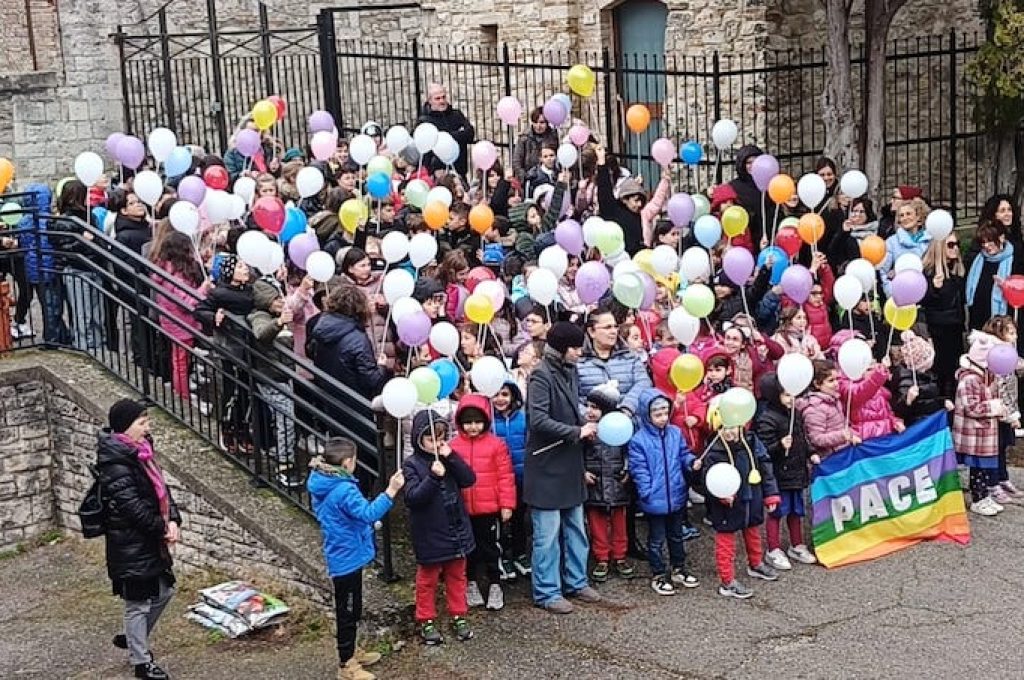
[[78, 464, 107, 538]]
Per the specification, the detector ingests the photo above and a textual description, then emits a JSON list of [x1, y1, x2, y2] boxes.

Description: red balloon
[[252, 196, 286, 235], [203, 165, 229, 190], [465, 266, 496, 293], [1002, 274, 1024, 309], [268, 95, 287, 121], [776, 227, 802, 258]]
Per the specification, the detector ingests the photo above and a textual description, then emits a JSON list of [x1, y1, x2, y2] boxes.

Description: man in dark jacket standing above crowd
[[418, 82, 475, 177]]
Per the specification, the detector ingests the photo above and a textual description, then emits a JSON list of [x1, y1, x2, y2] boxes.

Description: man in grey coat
[[524, 322, 603, 613]]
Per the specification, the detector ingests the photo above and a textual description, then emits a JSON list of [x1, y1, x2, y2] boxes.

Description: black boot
[[134, 661, 169, 679]]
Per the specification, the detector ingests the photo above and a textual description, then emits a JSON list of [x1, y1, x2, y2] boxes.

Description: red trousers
[[714, 527, 762, 584], [170, 341, 192, 399], [586, 506, 627, 562], [414, 558, 467, 622], [765, 514, 804, 551]]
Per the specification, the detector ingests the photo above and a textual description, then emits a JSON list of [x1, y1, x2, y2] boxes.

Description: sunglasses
[[945, 242, 959, 248]]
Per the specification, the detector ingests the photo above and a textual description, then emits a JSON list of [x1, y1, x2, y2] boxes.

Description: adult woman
[[824, 197, 877, 269], [921, 235, 966, 397], [54, 179, 107, 350], [879, 197, 932, 297], [512, 107, 559, 183], [966, 194, 1024, 274], [814, 157, 838, 204], [337, 246, 391, 362], [966, 222, 1016, 332], [97, 399, 180, 680], [772, 306, 823, 359], [577, 304, 653, 415]]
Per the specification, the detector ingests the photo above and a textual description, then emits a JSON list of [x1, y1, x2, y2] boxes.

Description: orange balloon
[[626, 104, 651, 134], [860, 234, 886, 265], [797, 213, 825, 245], [469, 204, 494, 235], [0, 158, 13, 193], [423, 200, 449, 231], [767, 174, 796, 205]]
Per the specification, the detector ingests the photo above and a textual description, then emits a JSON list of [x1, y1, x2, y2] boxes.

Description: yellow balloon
[[339, 198, 368, 233], [465, 293, 495, 324], [883, 299, 917, 331], [706, 396, 723, 431], [567, 64, 595, 97], [670, 353, 704, 393], [721, 206, 749, 238], [633, 249, 656, 275], [0, 157, 13, 193], [252, 99, 278, 131]]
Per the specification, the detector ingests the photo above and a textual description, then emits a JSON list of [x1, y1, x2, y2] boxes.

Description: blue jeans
[[530, 505, 589, 605], [647, 510, 686, 576], [36, 281, 67, 344], [64, 269, 106, 350]]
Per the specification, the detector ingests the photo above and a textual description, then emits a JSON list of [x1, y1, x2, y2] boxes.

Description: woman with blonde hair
[[921, 232, 966, 397]]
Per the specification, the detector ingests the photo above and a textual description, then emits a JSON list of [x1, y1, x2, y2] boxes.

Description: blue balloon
[[280, 206, 307, 244], [366, 172, 391, 200], [597, 412, 633, 447], [164, 145, 192, 177], [757, 246, 790, 285], [679, 140, 703, 166], [430, 358, 460, 400], [693, 214, 722, 249]]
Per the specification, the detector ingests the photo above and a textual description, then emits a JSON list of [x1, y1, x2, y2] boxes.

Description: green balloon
[[719, 387, 756, 427], [0, 201, 21, 226], [55, 176, 75, 201], [596, 222, 624, 255], [681, 283, 714, 318], [409, 366, 441, 404], [404, 179, 429, 210], [612, 273, 644, 308], [366, 155, 394, 178], [692, 194, 711, 220]]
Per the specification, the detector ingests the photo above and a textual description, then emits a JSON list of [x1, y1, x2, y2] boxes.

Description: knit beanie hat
[[546, 321, 585, 355], [965, 330, 1000, 369], [508, 200, 534, 230], [900, 330, 935, 372], [109, 398, 147, 434], [587, 380, 621, 413], [711, 183, 739, 213], [616, 178, 645, 202], [897, 185, 923, 200]]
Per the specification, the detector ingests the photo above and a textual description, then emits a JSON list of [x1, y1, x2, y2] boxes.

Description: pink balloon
[[310, 131, 336, 161], [751, 154, 780, 192], [398, 310, 432, 346], [555, 219, 584, 255], [722, 247, 755, 285], [575, 261, 611, 305], [496, 96, 522, 126], [651, 138, 676, 167], [288, 232, 319, 269], [472, 141, 498, 171], [542, 98, 568, 128], [987, 344, 1018, 377], [568, 124, 590, 147], [780, 264, 813, 304], [891, 269, 927, 307], [667, 193, 695, 228]]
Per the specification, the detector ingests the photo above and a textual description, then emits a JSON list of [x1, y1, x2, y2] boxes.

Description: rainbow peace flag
[[810, 412, 971, 568]]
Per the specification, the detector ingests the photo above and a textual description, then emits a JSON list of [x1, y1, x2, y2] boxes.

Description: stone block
[[0, 499, 33, 528]]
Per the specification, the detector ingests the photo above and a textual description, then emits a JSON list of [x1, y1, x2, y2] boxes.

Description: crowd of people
[[2, 81, 1024, 680]]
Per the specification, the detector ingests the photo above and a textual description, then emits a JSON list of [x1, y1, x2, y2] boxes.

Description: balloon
[[469, 204, 494, 235], [793, 214, 824, 247], [650, 138, 676, 166], [73, 152, 103, 187], [349, 134, 376, 166], [409, 232, 438, 268], [476, 279, 506, 311], [471, 356, 507, 397], [556, 143, 578, 168], [287, 232, 319, 269], [555, 219, 584, 255], [403, 179, 430, 209], [496, 96, 522, 125], [567, 64, 596, 96], [693, 215, 722, 249], [838, 338, 872, 380], [767, 174, 796, 205], [168, 201, 199, 236], [430, 359, 460, 399], [465, 293, 495, 324], [777, 354, 814, 395], [613, 273, 644, 308], [797, 173, 827, 209], [568, 124, 591, 146], [265, 242, 285, 272], [252, 196, 286, 234], [595, 221, 625, 255], [227, 194, 247, 221], [408, 366, 442, 404], [339, 198, 369, 233], [413, 123, 439, 154], [429, 322, 460, 357], [780, 264, 813, 303], [0, 202, 21, 226], [383, 269, 416, 305], [633, 248, 656, 277], [543, 98, 568, 128], [667, 193, 695, 227], [252, 100, 278, 131], [433, 132, 460, 166], [925, 209, 954, 241], [613, 260, 639, 280], [538, 245, 570, 279], [668, 308, 700, 345], [296, 166, 325, 198], [381, 378, 417, 418], [204, 189, 232, 223], [711, 119, 739, 150], [706, 462, 742, 499], [575, 261, 611, 304], [116, 136, 146, 170], [680, 247, 711, 282], [398, 310, 432, 346], [308, 110, 335, 134], [164, 146, 192, 177], [366, 172, 391, 200], [310, 130, 336, 161], [833, 274, 864, 311], [894, 253, 924, 273], [651, 245, 679, 277], [722, 247, 755, 285], [692, 193, 711, 220], [840, 170, 868, 199], [267, 95, 287, 120], [721, 206, 749, 238], [175, 175, 205, 207], [465, 266, 496, 293], [381, 231, 409, 264], [133, 170, 163, 206], [860, 234, 886, 265], [582, 217, 606, 247], [527, 269, 559, 305], [105, 132, 126, 158], [597, 412, 634, 447], [625, 105, 651, 134], [1002, 275, 1024, 309], [236, 230, 270, 268], [890, 269, 927, 306], [392, 297, 422, 324], [719, 387, 756, 427], [670, 354, 704, 392], [423, 201, 449, 230], [236, 129, 262, 158], [679, 141, 703, 166], [231, 178, 254, 207], [305, 250, 335, 282], [426, 186, 453, 208], [0, 158, 13, 192], [757, 246, 789, 285], [988, 344, 1019, 377], [384, 125, 410, 152], [776, 227, 802, 258], [846, 258, 876, 293], [750, 154, 780, 192], [682, 283, 714, 318], [147, 127, 177, 162], [472, 141, 498, 171], [883, 299, 918, 331]]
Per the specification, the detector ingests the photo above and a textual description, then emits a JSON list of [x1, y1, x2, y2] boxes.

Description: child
[[629, 389, 700, 595], [756, 373, 816, 571], [981, 316, 1024, 504], [890, 329, 950, 425], [438, 250, 470, 323], [799, 359, 860, 459], [308, 439, 405, 680], [829, 330, 905, 441], [491, 380, 531, 579], [449, 395, 517, 612], [683, 349, 735, 456], [584, 382, 635, 582], [402, 410, 477, 644]]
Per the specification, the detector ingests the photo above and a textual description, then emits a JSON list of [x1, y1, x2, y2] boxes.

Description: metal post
[[412, 39, 423, 114], [157, 9, 177, 129], [375, 414, 396, 582], [206, 0, 229, 153], [316, 9, 343, 129], [114, 25, 134, 136], [258, 3, 275, 95], [502, 43, 513, 152], [948, 29, 958, 212], [712, 52, 723, 183], [602, 47, 614, 149]]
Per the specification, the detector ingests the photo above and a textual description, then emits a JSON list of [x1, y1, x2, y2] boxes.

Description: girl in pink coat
[[828, 330, 905, 441], [151, 232, 207, 400], [798, 359, 859, 459]]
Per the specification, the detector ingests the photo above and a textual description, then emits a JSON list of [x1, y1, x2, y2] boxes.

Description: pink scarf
[[115, 433, 170, 523]]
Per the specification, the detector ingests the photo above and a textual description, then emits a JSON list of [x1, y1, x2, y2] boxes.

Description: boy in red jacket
[[451, 394, 517, 612]]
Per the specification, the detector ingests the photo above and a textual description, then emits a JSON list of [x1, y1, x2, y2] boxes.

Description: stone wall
[[0, 377, 54, 549]]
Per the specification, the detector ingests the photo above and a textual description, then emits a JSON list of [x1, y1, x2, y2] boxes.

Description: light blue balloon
[[164, 145, 192, 178], [679, 140, 703, 166], [693, 214, 722, 249], [757, 245, 790, 285], [430, 358, 460, 400], [597, 411, 633, 447], [366, 171, 391, 200]]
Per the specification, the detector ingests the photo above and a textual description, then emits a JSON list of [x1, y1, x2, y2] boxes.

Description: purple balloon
[[398, 310, 432, 346], [288, 232, 320, 269], [555, 219, 584, 255], [308, 110, 335, 134], [780, 264, 813, 304], [575, 261, 611, 305], [722, 247, 755, 285], [890, 270, 927, 307], [667, 193, 695, 228], [542, 97, 568, 128], [235, 129, 261, 158], [116, 135, 146, 170], [750, 154, 780, 192], [105, 132, 126, 158], [987, 344, 1019, 377], [177, 175, 207, 206], [638, 273, 657, 310]]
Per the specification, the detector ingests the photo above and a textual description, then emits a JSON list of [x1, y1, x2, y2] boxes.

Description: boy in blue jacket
[[628, 388, 702, 596], [308, 438, 405, 680], [492, 380, 530, 580]]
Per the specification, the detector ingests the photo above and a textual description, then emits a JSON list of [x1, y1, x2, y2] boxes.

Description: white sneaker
[[988, 495, 1005, 513], [189, 396, 212, 416], [466, 580, 484, 607], [485, 583, 504, 611], [688, 488, 705, 504], [765, 548, 792, 571], [786, 544, 818, 565], [970, 497, 999, 516]]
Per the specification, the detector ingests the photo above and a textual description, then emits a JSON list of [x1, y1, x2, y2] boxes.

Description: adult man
[[417, 82, 475, 177], [524, 322, 603, 613]]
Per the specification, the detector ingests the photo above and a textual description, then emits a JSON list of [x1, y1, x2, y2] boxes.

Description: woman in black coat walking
[[97, 399, 181, 680]]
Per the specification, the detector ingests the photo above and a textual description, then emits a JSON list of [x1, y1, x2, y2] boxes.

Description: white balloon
[[711, 119, 738, 150], [296, 166, 325, 199], [612, 259, 639, 281], [429, 321, 460, 357], [679, 246, 711, 282], [381, 377, 417, 418], [527, 269, 558, 305], [777, 353, 814, 396], [925, 209, 954, 241], [667, 307, 699, 346], [409, 233, 438, 268], [845, 258, 876, 294], [133, 170, 163, 206], [426, 186, 453, 208], [651, 245, 679, 277], [306, 250, 335, 282], [470, 355, 507, 397], [236, 230, 270, 269], [433, 132, 460, 166], [839, 170, 868, 199], [705, 462, 741, 499], [797, 173, 826, 209], [556, 143, 578, 169], [894, 253, 924, 274], [227, 193, 247, 221], [73, 152, 104, 187], [833, 274, 863, 311], [384, 125, 411, 153], [582, 217, 605, 247], [349, 134, 377, 166], [168, 201, 199, 236], [475, 279, 506, 311], [413, 123, 439, 154], [380, 231, 409, 264], [265, 242, 285, 272], [234, 176, 256, 205], [147, 127, 177, 163], [204, 189, 232, 223], [838, 338, 873, 381], [538, 245, 569, 279], [382, 268, 415, 304], [391, 297, 422, 324]]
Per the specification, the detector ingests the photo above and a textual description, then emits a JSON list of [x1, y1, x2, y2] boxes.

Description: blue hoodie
[[492, 380, 527, 487], [628, 388, 696, 515], [307, 463, 393, 578], [18, 183, 55, 284]]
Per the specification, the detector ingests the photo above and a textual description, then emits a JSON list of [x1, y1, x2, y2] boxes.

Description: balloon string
[[427, 408, 439, 463], [396, 416, 403, 472], [740, 284, 752, 323], [487, 322, 511, 368], [787, 405, 795, 444], [885, 324, 895, 359]]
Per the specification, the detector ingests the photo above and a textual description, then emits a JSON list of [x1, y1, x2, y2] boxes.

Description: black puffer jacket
[[596, 165, 643, 256], [702, 430, 779, 533], [113, 213, 152, 256], [308, 312, 391, 399], [890, 365, 945, 424], [755, 373, 811, 491], [728, 145, 766, 250], [418, 103, 476, 176], [195, 281, 255, 352], [96, 431, 181, 587], [512, 127, 559, 183], [583, 439, 630, 508]]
